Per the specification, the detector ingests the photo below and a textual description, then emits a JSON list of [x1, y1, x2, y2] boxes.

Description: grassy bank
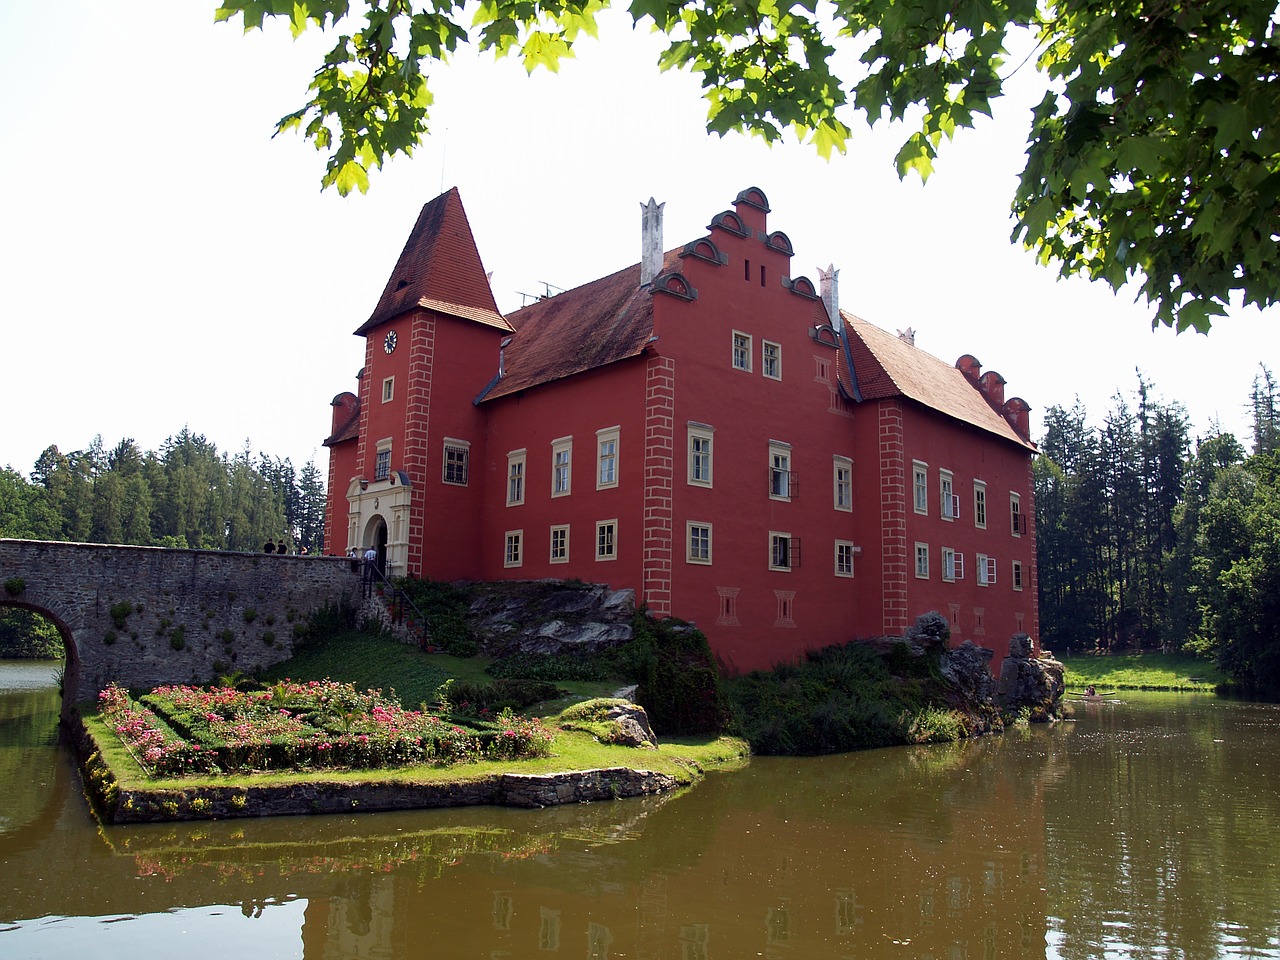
[[82, 627, 747, 820], [1059, 651, 1226, 691], [82, 709, 747, 795]]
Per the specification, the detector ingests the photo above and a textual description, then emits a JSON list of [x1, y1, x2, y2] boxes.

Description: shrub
[[4, 577, 26, 597], [109, 600, 133, 629], [630, 614, 727, 735], [725, 640, 962, 755], [393, 578, 477, 657], [487, 651, 609, 683], [450, 678, 565, 717]]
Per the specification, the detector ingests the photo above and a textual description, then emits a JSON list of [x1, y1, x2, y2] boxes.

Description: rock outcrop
[[895, 614, 1064, 731], [998, 633, 1065, 720], [464, 580, 635, 657]]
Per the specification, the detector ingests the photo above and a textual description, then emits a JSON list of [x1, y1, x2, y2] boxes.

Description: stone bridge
[[0, 539, 361, 713]]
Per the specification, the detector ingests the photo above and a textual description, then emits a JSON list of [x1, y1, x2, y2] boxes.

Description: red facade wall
[[896, 403, 1037, 662], [647, 208, 864, 672], [475, 361, 649, 588]]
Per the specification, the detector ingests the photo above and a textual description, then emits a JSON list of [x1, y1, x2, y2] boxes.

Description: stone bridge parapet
[[0, 539, 361, 711]]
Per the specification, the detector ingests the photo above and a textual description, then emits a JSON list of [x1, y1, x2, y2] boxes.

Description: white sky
[[1, 1, 1276, 476]]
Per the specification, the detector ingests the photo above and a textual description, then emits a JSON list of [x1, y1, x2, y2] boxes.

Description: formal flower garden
[[97, 679, 555, 778]]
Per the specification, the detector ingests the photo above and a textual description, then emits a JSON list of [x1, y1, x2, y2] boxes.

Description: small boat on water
[[1067, 691, 1120, 702]]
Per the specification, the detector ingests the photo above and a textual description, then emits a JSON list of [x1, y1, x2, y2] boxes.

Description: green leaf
[[894, 134, 934, 182], [334, 160, 370, 196]]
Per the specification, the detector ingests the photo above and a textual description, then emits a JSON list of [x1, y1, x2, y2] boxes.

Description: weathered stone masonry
[[0, 540, 360, 713]]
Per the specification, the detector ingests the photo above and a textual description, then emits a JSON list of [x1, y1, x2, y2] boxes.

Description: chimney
[[498, 336, 513, 378], [897, 327, 916, 346], [818, 264, 839, 324], [640, 197, 665, 286]]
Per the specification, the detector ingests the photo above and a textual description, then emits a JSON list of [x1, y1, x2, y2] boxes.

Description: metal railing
[[359, 561, 435, 649]]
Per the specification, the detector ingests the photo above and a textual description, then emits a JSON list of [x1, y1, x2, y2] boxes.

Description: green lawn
[[256, 631, 493, 707], [1059, 651, 1226, 691], [257, 631, 620, 711]]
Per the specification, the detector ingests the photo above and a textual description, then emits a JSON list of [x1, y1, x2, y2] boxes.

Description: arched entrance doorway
[[363, 515, 389, 578], [345, 473, 412, 578]]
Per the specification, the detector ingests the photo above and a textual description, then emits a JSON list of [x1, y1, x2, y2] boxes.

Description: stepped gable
[[356, 187, 511, 334], [479, 250, 680, 402], [843, 312, 1035, 450]]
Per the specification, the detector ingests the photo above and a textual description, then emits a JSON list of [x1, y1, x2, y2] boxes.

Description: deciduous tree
[[214, 0, 1279, 331]]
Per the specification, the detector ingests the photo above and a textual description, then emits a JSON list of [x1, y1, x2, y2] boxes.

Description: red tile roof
[[843, 313, 1035, 450], [356, 188, 511, 335], [478, 251, 681, 402]]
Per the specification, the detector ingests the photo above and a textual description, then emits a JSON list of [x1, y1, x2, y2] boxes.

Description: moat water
[[2, 660, 1278, 959]]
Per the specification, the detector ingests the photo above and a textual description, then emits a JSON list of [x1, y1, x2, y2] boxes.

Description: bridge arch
[[1, 539, 361, 715], [0, 597, 80, 707]]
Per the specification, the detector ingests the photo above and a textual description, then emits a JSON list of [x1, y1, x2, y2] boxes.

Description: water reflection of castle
[[292, 740, 1050, 959]]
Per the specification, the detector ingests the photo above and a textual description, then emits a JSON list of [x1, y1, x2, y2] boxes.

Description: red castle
[[324, 187, 1038, 670]]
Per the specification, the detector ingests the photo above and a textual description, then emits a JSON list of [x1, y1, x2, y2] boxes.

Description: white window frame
[[833, 456, 853, 512], [977, 553, 997, 586], [687, 521, 712, 564], [596, 426, 620, 490], [595, 519, 617, 561], [913, 461, 928, 515], [834, 540, 855, 578], [769, 441, 793, 501], [732, 330, 753, 371], [974, 481, 987, 529], [762, 340, 782, 380], [769, 531, 795, 572], [442, 438, 470, 486], [688, 423, 714, 487], [504, 530, 523, 568], [1011, 493, 1023, 536], [549, 524, 569, 564], [943, 548, 964, 582], [381, 376, 395, 403], [506, 449, 526, 506], [940, 470, 957, 520], [915, 542, 930, 579], [374, 437, 392, 482], [1013, 559, 1024, 591], [551, 436, 573, 497]]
